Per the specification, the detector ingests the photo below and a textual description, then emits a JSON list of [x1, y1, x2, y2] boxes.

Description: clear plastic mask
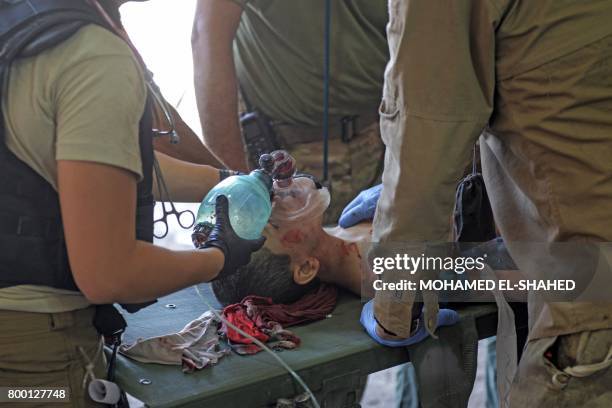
[[270, 176, 330, 224]]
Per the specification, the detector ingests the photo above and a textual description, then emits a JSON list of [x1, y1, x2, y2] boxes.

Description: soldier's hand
[[203, 195, 266, 279], [339, 184, 382, 228], [360, 300, 460, 347]]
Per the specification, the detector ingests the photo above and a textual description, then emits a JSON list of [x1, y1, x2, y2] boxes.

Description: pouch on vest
[[453, 146, 496, 243]]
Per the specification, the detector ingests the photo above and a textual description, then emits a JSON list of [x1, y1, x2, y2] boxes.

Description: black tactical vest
[[0, 0, 155, 314]]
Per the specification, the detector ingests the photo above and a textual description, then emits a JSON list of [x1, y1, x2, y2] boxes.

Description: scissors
[[153, 157, 195, 239], [147, 77, 181, 144]]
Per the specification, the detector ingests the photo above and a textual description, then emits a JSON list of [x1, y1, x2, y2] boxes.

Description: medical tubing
[[194, 286, 321, 408], [322, 0, 331, 184]]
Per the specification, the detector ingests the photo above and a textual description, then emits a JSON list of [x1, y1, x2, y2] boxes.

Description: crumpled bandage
[[119, 311, 230, 373]]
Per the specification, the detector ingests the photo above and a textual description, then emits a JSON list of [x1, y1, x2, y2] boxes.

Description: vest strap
[[0, 214, 61, 238]]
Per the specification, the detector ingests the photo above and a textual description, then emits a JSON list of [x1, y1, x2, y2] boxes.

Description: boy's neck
[[312, 224, 372, 295]]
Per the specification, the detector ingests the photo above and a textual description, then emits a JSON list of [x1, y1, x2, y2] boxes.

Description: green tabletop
[[115, 286, 500, 408]]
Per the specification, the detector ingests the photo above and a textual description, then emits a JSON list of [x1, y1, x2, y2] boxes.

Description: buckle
[[341, 115, 358, 143], [16, 216, 24, 235]]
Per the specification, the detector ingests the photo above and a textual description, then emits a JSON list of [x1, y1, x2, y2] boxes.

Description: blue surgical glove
[[338, 184, 382, 228], [360, 300, 460, 347]]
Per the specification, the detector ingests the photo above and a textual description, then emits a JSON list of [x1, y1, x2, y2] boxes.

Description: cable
[[322, 0, 331, 184], [194, 285, 321, 408]]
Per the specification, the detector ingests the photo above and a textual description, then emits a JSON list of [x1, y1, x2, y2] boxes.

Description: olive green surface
[[116, 286, 499, 408]]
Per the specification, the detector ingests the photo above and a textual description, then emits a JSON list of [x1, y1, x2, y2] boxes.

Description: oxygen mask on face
[[192, 150, 298, 246], [269, 175, 330, 225]]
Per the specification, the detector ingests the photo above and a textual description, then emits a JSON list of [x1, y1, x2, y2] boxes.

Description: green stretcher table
[[115, 286, 523, 408]]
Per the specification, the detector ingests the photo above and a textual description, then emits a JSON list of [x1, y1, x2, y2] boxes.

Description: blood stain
[[281, 229, 304, 246]]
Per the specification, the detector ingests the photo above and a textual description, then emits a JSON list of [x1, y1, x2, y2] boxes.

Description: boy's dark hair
[[211, 247, 319, 306]]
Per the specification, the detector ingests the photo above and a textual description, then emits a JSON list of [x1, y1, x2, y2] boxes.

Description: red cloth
[[221, 284, 338, 349], [222, 303, 269, 344]]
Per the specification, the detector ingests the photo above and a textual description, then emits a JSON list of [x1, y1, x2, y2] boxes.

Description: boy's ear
[[292, 257, 320, 285]]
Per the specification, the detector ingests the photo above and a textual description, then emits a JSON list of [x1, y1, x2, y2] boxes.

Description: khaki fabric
[[481, 29, 612, 340], [509, 329, 612, 407], [0, 285, 90, 314], [0, 307, 107, 407], [0, 24, 147, 313], [228, 0, 389, 127], [373, 0, 612, 342]]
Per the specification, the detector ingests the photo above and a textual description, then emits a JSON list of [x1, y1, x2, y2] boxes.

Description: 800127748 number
[[0, 387, 70, 402]]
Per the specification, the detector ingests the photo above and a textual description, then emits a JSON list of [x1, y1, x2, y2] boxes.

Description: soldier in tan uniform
[[360, 0, 612, 406], [192, 0, 388, 223], [0, 1, 264, 403]]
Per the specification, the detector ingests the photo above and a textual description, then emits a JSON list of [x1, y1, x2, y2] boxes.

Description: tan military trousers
[[509, 329, 612, 407], [0, 307, 106, 407], [373, 0, 612, 405], [482, 33, 612, 407]]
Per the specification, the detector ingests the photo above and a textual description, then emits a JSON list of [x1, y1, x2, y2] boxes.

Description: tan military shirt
[[0, 25, 146, 313], [373, 0, 612, 339], [226, 0, 389, 126]]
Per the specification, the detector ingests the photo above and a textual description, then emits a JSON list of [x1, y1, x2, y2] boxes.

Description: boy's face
[[263, 177, 328, 270]]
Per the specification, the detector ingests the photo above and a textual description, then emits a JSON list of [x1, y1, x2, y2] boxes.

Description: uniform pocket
[[539, 336, 571, 388], [560, 329, 612, 378], [542, 329, 612, 392], [378, 97, 400, 147], [379, 97, 399, 119]]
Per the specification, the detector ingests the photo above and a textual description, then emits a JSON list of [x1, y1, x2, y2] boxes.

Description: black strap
[[106, 329, 130, 408], [0, 0, 94, 37], [0, 0, 94, 16], [293, 172, 323, 189], [322, 0, 331, 184], [0, 176, 55, 199], [106, 335, 122, 382], [0, 0, 105, 61]]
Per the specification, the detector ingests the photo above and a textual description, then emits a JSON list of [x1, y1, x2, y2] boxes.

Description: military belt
[[273, 111, 379, 145]]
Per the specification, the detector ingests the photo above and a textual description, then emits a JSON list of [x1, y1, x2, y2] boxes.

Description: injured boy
[[205, 175, 517, 308], [205, 176, 373, 306], [204, 176, 478, 347]]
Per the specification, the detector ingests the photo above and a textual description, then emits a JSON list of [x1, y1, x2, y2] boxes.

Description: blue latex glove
[[360, 300, 460, 347], [338, 184, 382, 228]]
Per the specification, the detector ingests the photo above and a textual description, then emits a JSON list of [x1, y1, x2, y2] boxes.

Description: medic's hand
[[203, 195, 266, 280], [339, 184, 382, 228], [360, 300, 460, 347]]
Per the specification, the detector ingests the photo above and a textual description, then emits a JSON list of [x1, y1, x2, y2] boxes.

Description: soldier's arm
[[192, 0, 248, 172], [59, 160, 225, 304], [54, 48, 224, 304], [372, 0, 501, 338], [153, 151, 221, 203], [152, 99, 224, 167]]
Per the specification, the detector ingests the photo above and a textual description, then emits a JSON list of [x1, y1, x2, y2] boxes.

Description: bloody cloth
[[223, 303, 270, 344], [221, 284, 338, 355]]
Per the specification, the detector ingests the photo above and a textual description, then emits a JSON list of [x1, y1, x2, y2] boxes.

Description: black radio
[[240, 110, 280, 168]]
